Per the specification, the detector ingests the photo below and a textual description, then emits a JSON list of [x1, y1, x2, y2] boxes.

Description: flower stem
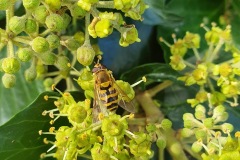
[[147, 80, 173, 97], [84, 13, 91, 44], [96, 1, 115, 8]]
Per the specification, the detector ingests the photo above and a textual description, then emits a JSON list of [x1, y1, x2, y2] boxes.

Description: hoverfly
[[92, 62, 135, 122]]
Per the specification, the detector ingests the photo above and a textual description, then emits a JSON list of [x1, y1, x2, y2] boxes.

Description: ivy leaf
[[0, 91, 86, 160], [0, 92, 57, 160], [0, 63, 44, 125], [121, 63, 181, 85], [154, 0, 224, 61]]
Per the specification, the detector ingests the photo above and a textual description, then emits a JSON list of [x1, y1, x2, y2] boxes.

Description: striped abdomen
[[99, 81, 118, 112]]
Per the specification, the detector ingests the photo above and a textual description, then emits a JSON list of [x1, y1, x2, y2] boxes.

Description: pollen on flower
[[51, 84, 56, 91], [44, 95, 49, 101], [98, 113, 104, 121], [49, 127, 55, 133], [142, 76, 147, 82], [42, 110, 48, 116], [129, 113, 135, 119], [39, 130, 43, 135], [97, 136, 103, 142], [235, 131, 240, 138], [43, 138, 49, 144]]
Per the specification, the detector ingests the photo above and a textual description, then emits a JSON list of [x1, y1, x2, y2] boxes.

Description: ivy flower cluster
[[39, 70, 172, 160], [161, 23, 240, 159], [39, 87, 167, 159], [161, 23, 240, 107], [0, 0, 147, 88]]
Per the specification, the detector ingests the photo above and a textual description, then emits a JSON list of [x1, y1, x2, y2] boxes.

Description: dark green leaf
[[155, 0, 224, 61], [0, 92, 57, 160], [231, 1, 240, 47], [0, 63, 45, 125], [121, 63, 181, 85], [0, 91, 85, 160]]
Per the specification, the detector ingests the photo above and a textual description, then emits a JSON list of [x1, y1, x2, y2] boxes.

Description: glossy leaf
[[0, 92, 57, 160], [155, 0, 224, 61], [0, 91, 84, 160], [121, 63, 181, 85], [0, 63, 44, 125]]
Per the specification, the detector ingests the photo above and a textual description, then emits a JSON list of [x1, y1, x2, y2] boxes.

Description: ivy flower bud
[[203, 118, 214, 128], [74, 32, 85, 45], [33, 5, 48, 24], [195, 129, 207, 140], [221, 83, 239, 97], [54, 56, 70, 71], [219, 63, 232, 77], [69, 3, 86, 18], [161, 119, 172, 130], [25, 18, 38, 35], [77, 68, 94, 90], [183, 113, 194, 121], [24, 66, 37, 81], [119, 27, 141, 47], [129, 132, 152, 157], [77, 43, 95, 66], [146, 124, 157, 133], [213, 105, 225, 117], [68, 103, 87, 123], [94, 19, 113, 38], [191, 141, 202, 153], [17, 48, 34, 62], [43, 78, 54, 90], [2, 57, 21, 74], [45, 0, 61, 11], [101, 114, 128, 138], [31, 37, 50, 53], [62, 38, 81, 51], [221, 123, 234, 133], [205, 27, 222, 45], [114, 0, 131, 10], [46, 34, 60, 49], [195, 91, 208, 103], [77, 0, 98, 11], [0, 0, 14, 10], [22, 0, 40, 11], [170, 39, 188, 56], [9, 16, 26, 34], [45, 14, 64, 32], [91, 143, 111, 160], [38, 51, 57, 65], [156, 136, 166, 149], [169, 54, 186, 70], [195, 105, 206, 120], [181, 128, 194, 138], [61, 13, 72, 30], [183, 32, 201, 48], [125, 1, 147, 20], [2, 73, 16, 88], [192, 64, 207, 85]]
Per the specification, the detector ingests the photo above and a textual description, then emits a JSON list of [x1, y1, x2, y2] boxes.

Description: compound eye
[[92, 67, 98, 73]]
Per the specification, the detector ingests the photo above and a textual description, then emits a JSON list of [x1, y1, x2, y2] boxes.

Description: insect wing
[[113, 81, 136, 113]]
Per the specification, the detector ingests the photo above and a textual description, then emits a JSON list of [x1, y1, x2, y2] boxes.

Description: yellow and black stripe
[[99, 82, 118, 112]]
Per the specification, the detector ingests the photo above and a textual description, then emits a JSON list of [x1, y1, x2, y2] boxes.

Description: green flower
[[2, 57, 21, 74], [101, 114, 128, 138], [129, 132, 152, 157], [91, 143, 111, 160], [119, 27, 141, 47]]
